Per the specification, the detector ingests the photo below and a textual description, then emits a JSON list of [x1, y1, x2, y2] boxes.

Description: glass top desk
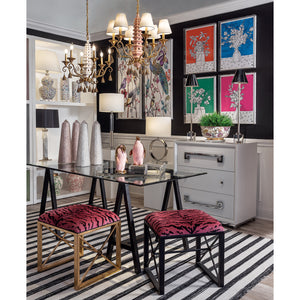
[[28, 160, 207, 274]]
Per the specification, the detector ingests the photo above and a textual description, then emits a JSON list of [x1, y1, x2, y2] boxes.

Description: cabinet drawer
[[180, 187, 234, 220], [179, 167, 234, 196], [177, 144, 235, 171]]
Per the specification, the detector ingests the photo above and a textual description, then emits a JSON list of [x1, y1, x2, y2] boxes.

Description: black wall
[[96, 2, 273, 139], [28, 2, 273, 139]]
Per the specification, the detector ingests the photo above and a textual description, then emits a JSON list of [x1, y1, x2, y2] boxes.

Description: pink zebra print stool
[[144, 209, 225, 295], [37, 204, 121, 290]]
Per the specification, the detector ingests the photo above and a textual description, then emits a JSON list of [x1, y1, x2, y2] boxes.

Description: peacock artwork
[[117, 52, 143, 119], [144, 39, 173, 118]]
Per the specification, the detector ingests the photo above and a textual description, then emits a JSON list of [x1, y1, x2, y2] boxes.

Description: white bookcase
[[26, 35, 97, 205]]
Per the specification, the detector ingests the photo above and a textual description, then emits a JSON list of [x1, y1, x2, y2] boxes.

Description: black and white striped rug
[[27, 198, 273, 300]]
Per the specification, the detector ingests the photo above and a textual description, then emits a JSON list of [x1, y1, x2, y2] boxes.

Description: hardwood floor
[[27, 193, 273, 300]]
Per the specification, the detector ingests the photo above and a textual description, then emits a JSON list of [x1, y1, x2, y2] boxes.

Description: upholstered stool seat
[[37, 204, 121, 290], [144, 209, 224, 295]]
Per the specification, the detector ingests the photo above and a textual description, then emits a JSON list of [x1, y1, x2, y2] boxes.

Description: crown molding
[[166, 0, 273, 25], [27, 19, 85, 41], [27, 0, 273, 42]]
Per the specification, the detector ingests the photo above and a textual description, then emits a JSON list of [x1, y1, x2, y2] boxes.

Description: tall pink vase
[[58, 120, 72, 164], [71, 120, 80, 163]]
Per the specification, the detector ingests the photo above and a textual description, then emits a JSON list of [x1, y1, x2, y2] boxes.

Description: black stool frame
[[144, 220, 225, 295]]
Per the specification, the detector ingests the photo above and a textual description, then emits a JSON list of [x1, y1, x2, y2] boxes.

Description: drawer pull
[[184, 196, 224, 210], [184, 152, 224, 163]]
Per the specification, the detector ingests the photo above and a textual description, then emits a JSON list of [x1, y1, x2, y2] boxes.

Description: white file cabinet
[[174, 141, 257, 227]]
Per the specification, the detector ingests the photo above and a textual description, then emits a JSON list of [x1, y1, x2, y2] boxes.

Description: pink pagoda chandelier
[[106, 0, 172, 69]]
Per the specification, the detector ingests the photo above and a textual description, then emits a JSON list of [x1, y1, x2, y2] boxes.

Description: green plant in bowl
[[200, 112, 233, 127], [200, 112, 233, 140]]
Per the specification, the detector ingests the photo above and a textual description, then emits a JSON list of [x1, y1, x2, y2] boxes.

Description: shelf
[[35, 100, 94, 107]]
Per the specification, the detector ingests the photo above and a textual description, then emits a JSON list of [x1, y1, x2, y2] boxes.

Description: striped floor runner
[[27, 198, 273, 300]]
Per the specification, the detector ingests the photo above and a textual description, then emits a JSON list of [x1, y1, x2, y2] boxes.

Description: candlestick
[[64, 49, 68, 61], [92, 45, 96, 58], [108, 48, 111, 62], [80, 52, 83, 64]]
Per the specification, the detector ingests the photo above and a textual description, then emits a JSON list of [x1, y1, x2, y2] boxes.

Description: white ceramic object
[[71, 120, 80, 162], [90, 121, 103, 165], [76, 121, 90, 167]]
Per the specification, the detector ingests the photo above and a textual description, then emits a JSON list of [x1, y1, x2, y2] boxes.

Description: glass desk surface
[[27, 160, 206, 187]]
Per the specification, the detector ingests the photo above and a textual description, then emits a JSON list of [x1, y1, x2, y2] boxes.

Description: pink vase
[[66, 174, 84, 193]]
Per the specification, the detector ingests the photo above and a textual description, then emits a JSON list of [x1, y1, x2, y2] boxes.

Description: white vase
[[90, 121, 103, 165], [76, 121, 90, 167]]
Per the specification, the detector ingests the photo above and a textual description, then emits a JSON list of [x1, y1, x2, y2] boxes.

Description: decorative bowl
[[200, 126, 231, 141]]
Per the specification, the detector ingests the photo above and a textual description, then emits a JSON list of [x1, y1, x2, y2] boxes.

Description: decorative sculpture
[[115, 144, 127, 174], [58, 120, 72, 164], [130, 136, 145, 166], [90, 121, 103, 165], [76, 121, 90, 167], [71, 120, 80, 163]]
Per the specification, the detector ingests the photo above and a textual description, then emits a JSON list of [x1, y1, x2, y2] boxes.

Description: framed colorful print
[[144, 39, 173, 117], [220, 73, 256, 124], [185, 23, 216, 74], [184, 76, 216, 124], [220, 15, 256, 71], [117, 53, 143, 119]]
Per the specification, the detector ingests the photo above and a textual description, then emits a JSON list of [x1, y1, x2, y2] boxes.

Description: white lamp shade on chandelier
[[139, 13, 155, 31], [114, 13, 129, 31], [99, 93, 125, 113], [36, 50, 60, 73], [158, 19, 172, 35], [146, 117, 171, 137]]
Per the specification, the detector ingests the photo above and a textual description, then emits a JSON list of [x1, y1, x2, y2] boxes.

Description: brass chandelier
[[62, 0, 113, 93], [106, 0, 172, 69]]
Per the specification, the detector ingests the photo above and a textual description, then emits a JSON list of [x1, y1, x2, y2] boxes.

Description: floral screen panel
[[144, 39, 173, 117], [185, 24, 216, 74], [184, 76, 216, 124], [220, 73, 256, 124], [220, 15, 256, 71], [117, 54, 143, 119]]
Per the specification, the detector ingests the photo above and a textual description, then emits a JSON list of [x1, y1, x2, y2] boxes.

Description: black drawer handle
[[184, 152, 224, 163]]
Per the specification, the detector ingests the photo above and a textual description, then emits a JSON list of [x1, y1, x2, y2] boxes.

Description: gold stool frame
[[37, 220, 121, 290]]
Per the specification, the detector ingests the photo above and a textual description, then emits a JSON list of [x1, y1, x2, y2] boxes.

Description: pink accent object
[[115, 144, 127, 173], [131, 137, 145, 166], [58, 120, 72, 164], [145, 209, 224, 237], [71, 120, 80, 162], [132, 12, 143, 68], [38, 204, 120, 234], [66, 173, 84, 193]]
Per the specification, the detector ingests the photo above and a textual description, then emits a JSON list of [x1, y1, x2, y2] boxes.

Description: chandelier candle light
[[106, 0, 172, 69], [62, 0, 113, 93]]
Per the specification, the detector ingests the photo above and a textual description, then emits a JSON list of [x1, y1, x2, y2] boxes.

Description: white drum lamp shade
[[99, 93, 124, 150], [36, 50, 60, 73], [106, 20, 118, 36], [146, 117, 171, 137], [139, 13, 154, 31], [99, 93, 124, 113]]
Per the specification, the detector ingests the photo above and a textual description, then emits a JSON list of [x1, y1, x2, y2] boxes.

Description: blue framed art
[[220, 15, 256, 71]]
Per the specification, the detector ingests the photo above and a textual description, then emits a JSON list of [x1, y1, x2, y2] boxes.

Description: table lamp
[[186, 74, 199, 141], [146, 117, 171, 162], [36, 109, 59, 161], [99, 93, 124, 149], [232, 69, 248, 143], [36, 50, 60, 101]]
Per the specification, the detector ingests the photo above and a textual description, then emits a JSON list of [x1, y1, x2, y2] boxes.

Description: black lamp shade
[[36, 109, 59, 128], [186, 74, 198, 87], [232, 69, 248, 84]]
